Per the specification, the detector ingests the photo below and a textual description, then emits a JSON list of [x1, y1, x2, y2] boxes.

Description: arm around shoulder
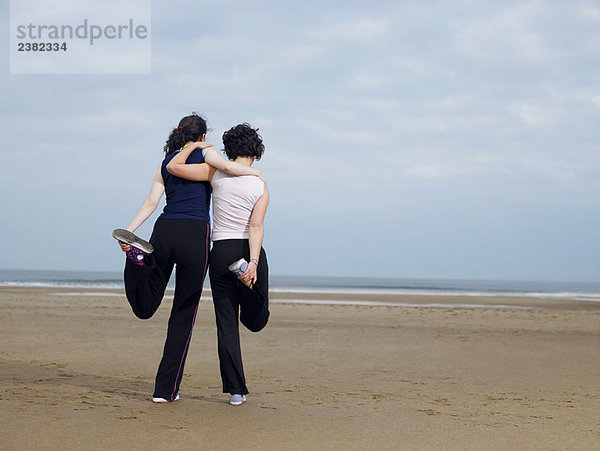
[[204, 148, 262, 178], [166, 145, 215, 182]]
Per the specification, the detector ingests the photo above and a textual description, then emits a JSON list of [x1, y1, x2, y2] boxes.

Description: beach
[[0, 286, 599, 450]]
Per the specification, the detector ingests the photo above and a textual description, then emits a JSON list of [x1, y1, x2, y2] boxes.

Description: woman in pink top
[[167, 123, 269, 406]]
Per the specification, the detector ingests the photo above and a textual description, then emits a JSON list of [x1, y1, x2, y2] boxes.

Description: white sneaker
[[229, 394, 246, 405], [152, 394, 180, 403]]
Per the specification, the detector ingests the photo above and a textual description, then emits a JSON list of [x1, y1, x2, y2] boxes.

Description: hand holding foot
[[112, 229, 154, 266], [239, 261, 257, 288]]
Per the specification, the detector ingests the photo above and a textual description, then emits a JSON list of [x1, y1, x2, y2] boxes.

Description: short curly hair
[[222, 123, 265, 161]]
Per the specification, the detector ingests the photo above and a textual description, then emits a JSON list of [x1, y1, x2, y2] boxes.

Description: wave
[[2, 281, 599, 302], [269, 287, 600, 301], [0, 281, 124, 289]]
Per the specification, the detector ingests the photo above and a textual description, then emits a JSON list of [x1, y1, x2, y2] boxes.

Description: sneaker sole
[[229, 396, 246, 406], [152, 394, 179, 403], [112, 229, 154, 253]]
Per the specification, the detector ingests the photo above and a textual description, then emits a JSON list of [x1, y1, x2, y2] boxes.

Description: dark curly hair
[[222, 123, 265, 161], [163, 112, 207, 155]]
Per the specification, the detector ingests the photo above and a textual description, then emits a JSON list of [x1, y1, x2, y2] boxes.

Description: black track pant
[[123, 218, 209, 400], [209, 239, 269, 395]]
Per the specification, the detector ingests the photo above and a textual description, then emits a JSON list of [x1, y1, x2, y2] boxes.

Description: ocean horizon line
[[0, 267, 598, 286], [1, 268, 599, 302]]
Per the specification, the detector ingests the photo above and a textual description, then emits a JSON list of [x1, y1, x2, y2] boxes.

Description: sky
[[1, 0, 599, 282]]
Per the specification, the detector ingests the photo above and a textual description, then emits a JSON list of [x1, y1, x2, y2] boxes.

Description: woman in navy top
[[113, 113, 261, 403]]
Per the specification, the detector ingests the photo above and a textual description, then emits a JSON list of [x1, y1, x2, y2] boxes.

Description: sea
[[1, 269, 599, 303]]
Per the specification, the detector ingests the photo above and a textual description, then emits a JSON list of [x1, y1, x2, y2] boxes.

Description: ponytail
[[163, 112, 208, 155]]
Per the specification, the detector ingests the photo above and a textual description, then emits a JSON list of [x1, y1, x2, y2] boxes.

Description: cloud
[[2, 0, 599, 279], [509, 100, 563, 128], [577, 3, 600, 21], [310, 18, 391, 42], [452, 1, 559, 64]]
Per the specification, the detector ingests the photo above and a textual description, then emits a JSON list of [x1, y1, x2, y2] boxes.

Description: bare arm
[[166, 142, 262, 180], [240, 183, 270, 287], [166, 143, 216, 181], [126, 164, 165, 232], [203, 148, 263, 177]]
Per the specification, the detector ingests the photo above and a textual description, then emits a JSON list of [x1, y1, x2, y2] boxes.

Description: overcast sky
[[1, 0, 599, 282]]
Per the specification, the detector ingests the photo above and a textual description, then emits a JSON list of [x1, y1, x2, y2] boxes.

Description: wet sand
[[1, 286, 599, 450]]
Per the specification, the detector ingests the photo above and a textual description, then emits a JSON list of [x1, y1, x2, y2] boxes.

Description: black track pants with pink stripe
[[123, 218, 209, 400]]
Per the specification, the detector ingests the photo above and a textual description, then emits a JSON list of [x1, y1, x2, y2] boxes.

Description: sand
[[0, 286, 599, 450]]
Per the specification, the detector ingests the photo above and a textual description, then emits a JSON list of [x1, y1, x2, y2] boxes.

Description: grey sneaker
[[112, 229, 154, 253], [229, 394, 246, 405], [228, 258, 248, 276]]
